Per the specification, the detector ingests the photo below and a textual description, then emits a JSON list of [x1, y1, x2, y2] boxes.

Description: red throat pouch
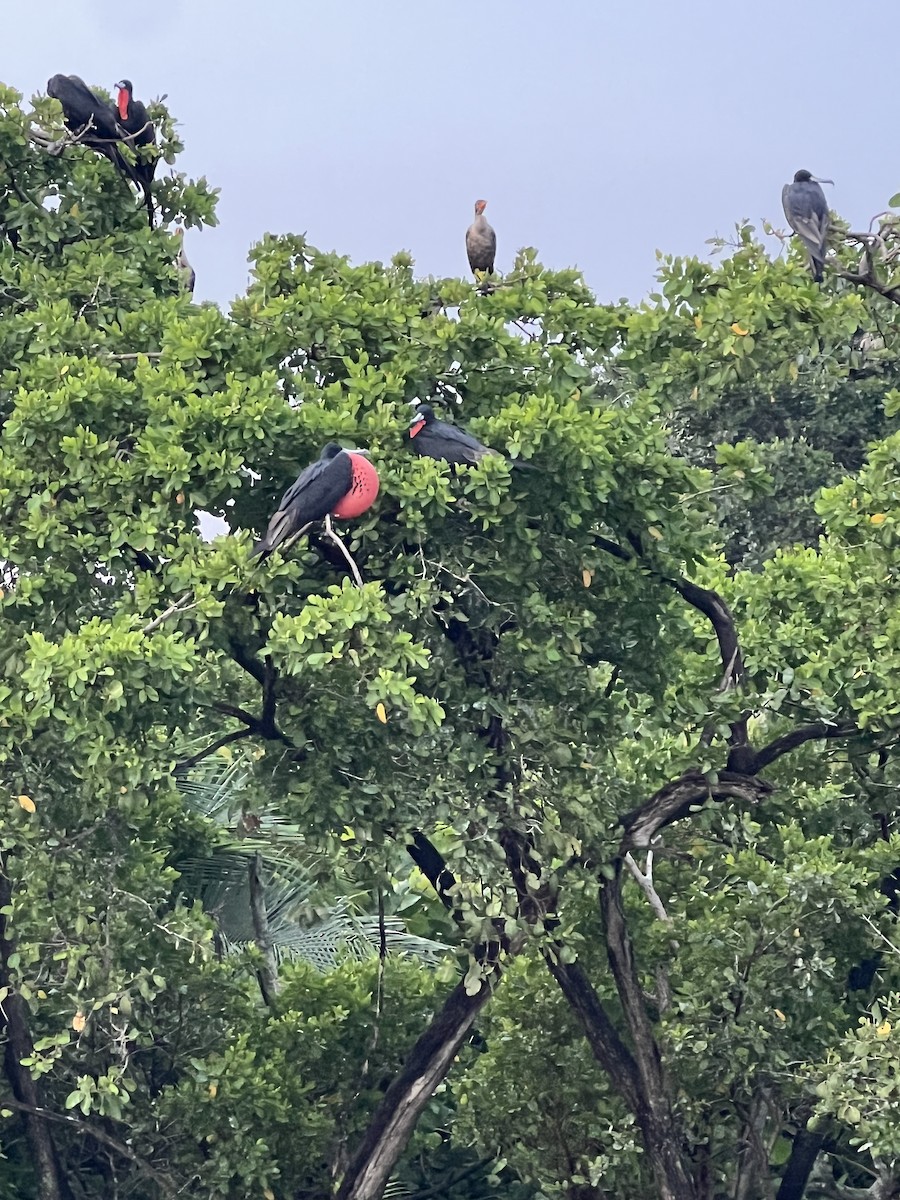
[[117, 91, 129, 121], [409, 419, 425, 438]]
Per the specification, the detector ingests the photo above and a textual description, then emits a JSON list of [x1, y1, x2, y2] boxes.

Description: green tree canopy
[[3, 79, 900, 1200]]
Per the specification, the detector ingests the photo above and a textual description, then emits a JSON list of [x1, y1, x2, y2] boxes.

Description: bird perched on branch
[[466, 199, 496, 277], [407, 404, 533, 469], [173, 227, 195, 294], [251, 443, 380, 561], [47, 74, 137, 178], [782, 169, 832, 283], [115, 79, 157, 223]]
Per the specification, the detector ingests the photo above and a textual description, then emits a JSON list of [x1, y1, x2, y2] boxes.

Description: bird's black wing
[[782, 182, 829, 257], [417, 420, 495, 465], [253, 452, 353, 559]]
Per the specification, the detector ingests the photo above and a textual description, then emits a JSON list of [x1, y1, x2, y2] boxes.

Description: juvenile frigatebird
[[173, 228, 195, 294], [115, 80, 157, 224], [466, 200, 496, 277], [47, 75, 135, 177], [782, 169, 832, 282], [251, 443, 380, 561], [408, 404, 533, 469]]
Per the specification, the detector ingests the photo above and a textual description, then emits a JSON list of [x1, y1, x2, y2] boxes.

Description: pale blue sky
[[9, 0, 899, 305]]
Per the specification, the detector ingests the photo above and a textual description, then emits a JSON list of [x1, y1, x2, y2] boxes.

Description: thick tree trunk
[[336, 974, 495, 1200], [543, 860, 698, 1200], [0, 854, 69, 1200]]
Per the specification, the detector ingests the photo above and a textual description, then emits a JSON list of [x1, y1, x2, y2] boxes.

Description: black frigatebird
[[466, 199, 496, 277], [115, 80, 157, 225], [408, 404, 534, 469], [782, 169, 832, 283], [46, 74, 139, 185], [251, 443, 380, 561]]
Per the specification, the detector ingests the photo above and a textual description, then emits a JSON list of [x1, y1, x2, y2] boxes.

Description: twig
[[322, 514, 364, 587], [142, 591, 196, 634], [174, 728, 251, 771]]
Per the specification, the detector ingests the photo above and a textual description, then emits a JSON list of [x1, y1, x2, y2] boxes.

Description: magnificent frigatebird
[[173, 228, 195, 294], [466, 200, 496, 277], [115, 80, 157, 224], [408, 404, 533, 469], [251, 443, 380, 561], [46, 74, 139, 184], [782, 169, 832, 283]]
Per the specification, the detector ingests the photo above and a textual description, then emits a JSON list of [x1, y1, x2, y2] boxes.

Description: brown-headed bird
[[466, 199, 496, 277]]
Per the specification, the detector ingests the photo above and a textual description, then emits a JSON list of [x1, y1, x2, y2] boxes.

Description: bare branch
[[620, 769, 774, 850], [141, 591, 196, 634], [751, 721, 860, 772], [322, 514, 365, 587], [624, 851, 671, 922], [174, 728, 251, 772]]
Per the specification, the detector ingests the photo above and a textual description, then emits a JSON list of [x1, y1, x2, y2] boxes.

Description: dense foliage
[[3, 79, 900, 1199]]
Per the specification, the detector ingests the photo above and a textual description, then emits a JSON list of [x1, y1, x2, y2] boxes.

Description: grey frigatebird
[[782, 169, 832, 283], [251, 443, 380, 561], [466, 199, 496, 277], [408, 404, 534, 469]]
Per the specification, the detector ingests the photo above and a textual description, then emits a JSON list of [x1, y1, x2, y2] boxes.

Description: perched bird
[[115, 79, 157, 223], [466, 199, 496, 277], [782, 169, 832, 282], [408, 404, 533, 469], [251, 444, 379, 561], [173, 228, 195, 294], [47, 74, 142, 191]]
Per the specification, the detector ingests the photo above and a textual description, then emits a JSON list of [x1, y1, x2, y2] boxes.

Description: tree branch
[[248, 853, 280, 1006], [0, 1096, 177, 1198], [619, 769, 774, 850], [174, 727, 251, 771], [751, 721, 860, 773]]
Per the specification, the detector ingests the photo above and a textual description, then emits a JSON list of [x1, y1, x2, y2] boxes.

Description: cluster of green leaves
[[4, 75, 900, 1199]]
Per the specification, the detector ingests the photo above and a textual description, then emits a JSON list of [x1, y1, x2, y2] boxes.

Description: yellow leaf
[[693, 314, 703, 330], [16, 794, 35, 813], [208, 1083, 218, 1098], [60, 365, 69, 376], [788, 361, 799, 382], [690, 386, 699, 401], [175, 492, 185, 505], [774, 1009, 787, 1022], [72, 1012, 86, 1032], [870, 513, 887, 525], [730, 322, 749, 336], [375, 702, 388, 724], [851, 498, 858, 509], [263, 1190, 275, 1200], [876, 1020, 892, 1039], [581, 568, 593, 588], [647, 526, 663, 541]]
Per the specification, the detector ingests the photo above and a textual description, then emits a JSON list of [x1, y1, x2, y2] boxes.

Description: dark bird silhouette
[[46, 74, 139, 183], [408, 404, 534, 469], [251, 443, 379, 561], [782, 169, 832, 283], [115, 79, 157, 224], [466, 199, 496, 276], [173, 227, 195, 294]]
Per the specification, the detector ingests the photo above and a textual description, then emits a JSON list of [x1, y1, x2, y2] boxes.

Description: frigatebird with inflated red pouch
[[251, 443, 380, 561]]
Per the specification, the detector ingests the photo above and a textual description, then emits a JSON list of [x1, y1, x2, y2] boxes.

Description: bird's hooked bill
[[813, 176, 835, 186]]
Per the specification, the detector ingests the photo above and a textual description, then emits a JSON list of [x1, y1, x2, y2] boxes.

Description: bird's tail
[[510, 459, 538, 471]]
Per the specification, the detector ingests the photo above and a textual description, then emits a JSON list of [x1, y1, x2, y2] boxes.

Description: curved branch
[[620, 769, 774, 850], [751, 721, 860, 773]]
